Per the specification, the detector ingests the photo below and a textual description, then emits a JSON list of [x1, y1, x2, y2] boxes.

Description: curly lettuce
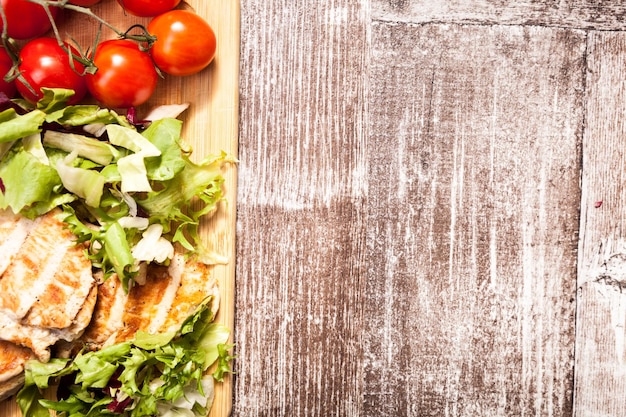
[[0, 88, 234, 289], [17, 298, 234, 417]]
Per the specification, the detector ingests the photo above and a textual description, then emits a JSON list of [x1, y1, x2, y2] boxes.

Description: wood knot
[[595, 253, 626, 291]]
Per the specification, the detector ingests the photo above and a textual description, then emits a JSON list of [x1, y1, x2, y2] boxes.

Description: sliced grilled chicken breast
[[65, 253, 220, 354], [0, 208, 220, 402], [0, 341, 35, 401], [0, 209, 97, 361]]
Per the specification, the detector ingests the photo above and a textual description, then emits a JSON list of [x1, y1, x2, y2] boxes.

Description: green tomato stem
[[24, 0, 157, 49], [0, 3, 33, 89]]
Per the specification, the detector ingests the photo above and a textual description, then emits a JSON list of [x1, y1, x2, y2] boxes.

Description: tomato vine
[[0, 0, 217, 108]]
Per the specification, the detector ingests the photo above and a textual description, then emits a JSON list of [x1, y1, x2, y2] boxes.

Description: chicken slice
[[0, 341, 35, 401], [0, 282, 97, 361], [0, 209, 97, 361], [65, 253, 220, 354], [0, 210, 86, 320]]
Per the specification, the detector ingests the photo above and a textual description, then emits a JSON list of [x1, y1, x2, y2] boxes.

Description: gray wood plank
[[575, 282, 626, 417], [579, 31, 626, 283], [373, 0, 626, 30], [575, 30, 626, 417], [234, 1, 369, 416], [363, 22, 584, 416], [235, 1, 606, 416]]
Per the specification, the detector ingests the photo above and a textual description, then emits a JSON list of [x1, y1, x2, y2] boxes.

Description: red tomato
[[86, 40, 158, 109], [16, 38, 87, 104], [0, 0, 59, 40], [148, 10, 216, 77], [116, 0, 180, 17], [0, 47, 15, 97], [68, 0, 102, 5]]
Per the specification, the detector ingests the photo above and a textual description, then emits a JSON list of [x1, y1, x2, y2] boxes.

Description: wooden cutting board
[[0, 0, 239, 415]]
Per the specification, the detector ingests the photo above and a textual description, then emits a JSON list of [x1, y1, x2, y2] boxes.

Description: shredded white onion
[[131, 224, 174, 263], [83, 122, 107, 137], [143, 103, 190, 121], [117, 216, 149, 230]]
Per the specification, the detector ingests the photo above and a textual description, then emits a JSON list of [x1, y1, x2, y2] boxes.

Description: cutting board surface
[[0, 0, 239, 415]]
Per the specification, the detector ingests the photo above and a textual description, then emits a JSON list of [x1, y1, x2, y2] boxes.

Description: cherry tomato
[[86, 40, 158, 109], [0, 0, 59, 40], [116, 0, 180, 17], [68, 0, 102, 5], [0, 47, 15, 97], [16, 38, 87, 104], [148, 10, 216, 77]]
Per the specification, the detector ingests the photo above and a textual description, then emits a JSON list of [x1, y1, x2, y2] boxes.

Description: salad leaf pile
[[16, 298, 234, 417], [0, 88, 235, 290]]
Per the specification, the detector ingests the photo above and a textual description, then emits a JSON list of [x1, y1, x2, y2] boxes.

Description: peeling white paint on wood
[[372, 0, 626, 30], [575, 282, 626, 417], [236, 1, 626, 416], [575, 30, 626, 416]]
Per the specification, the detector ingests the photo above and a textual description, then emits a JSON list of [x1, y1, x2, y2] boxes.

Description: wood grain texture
[[575, 279, 626, 416], [234, 1, 586, 414], [363, 22, 582, 416], [574, 31, 626, 417], [578, 31, 626, 284], [372, 0, 626, 30], [235, 0, 369, 416]]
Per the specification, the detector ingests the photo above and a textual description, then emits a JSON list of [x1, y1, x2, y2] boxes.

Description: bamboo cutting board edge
[[0, 0, 240, 415]]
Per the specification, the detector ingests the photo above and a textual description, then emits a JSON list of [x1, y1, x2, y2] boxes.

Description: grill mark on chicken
[[63, 283, 98, 338], [0, 283, 97, 362], [147, 254, 185, 334], [0, 341, 33, 383], [0, 213, 73, 319], [113, 264, 173, 343], [66, 253, 220, 354], [0, 312, 62, 361], [114, 253, 214, 342], [78, 275, 126, 348], [161, 258, 220, 333], [0, 340, 34, 401], [22, 243, 93, 329], [0, 209, 97, 362], [0, 214, 39, 277]]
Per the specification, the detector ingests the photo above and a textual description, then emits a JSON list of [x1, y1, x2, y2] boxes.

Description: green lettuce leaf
[[117, 152, 153, 193], [55, 152, 106, 208], [143, 118, 186, 181], [106, 124, 161, 156], [0, 108, 47, 144], [15, 384, 50, 417], [0, 88, 234, 288], [47, 105, 132, 128], [43, 130, 118, 165], [36, 88, 77, 113], [139, 151, 234, 254], [38, 88, 131, 128], [102, 221, 137, 290], [17, 298, 233, 417], [0, 144, 62, 213]]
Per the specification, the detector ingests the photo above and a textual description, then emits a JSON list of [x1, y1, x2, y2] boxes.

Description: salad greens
[[0, 88, 235, 290], [0, 90, 235, 416], [16, 298, 234, 417]]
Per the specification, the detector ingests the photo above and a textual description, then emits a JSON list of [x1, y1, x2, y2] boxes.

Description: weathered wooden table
[[233, 1, 626, 416]]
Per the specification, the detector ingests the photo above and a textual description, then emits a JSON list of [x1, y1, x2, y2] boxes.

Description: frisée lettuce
[[0, 88, 235, 290], [16, 297, 234, 417]]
